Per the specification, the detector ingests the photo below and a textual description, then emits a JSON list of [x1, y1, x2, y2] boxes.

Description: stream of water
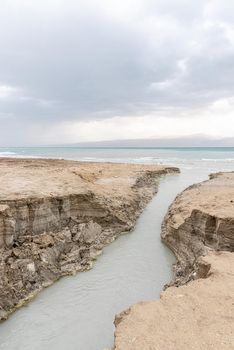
[[0, 148, 233, 349]]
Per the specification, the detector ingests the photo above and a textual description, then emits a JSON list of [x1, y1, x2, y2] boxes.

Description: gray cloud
[[1, 0, 234, 145]]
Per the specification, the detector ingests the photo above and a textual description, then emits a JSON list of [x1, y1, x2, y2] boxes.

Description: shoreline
[[113, 171, 234, 349], [0, 158, 179, 321]]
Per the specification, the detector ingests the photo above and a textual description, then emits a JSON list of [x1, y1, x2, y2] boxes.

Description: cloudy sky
[[1, 0, 234, 146]]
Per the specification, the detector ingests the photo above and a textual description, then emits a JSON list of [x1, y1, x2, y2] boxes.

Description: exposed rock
[[162, 171, 234, 285], [0, 157, 178, 321], [113, 172, 234, 350]]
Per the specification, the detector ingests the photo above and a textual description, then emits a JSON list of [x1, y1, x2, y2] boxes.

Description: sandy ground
[[114, 172, 234, 350], [0, 157, 178, 321], [0, 157, 177, 200]]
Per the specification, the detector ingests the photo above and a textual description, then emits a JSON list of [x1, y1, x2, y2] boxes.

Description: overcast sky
[[1, 0, 234, 146]]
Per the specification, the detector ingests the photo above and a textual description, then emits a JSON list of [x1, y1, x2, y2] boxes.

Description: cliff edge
[[0, 158, 178, 321], [114, 172, 234, 350]]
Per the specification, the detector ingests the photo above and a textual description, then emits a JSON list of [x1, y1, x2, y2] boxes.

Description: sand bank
[[114, 172, 234, 350]]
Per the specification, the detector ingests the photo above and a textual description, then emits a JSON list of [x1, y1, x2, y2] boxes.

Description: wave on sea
[[0, 152, 65, 160], [0, 151, 17, 156], [201, 158, 234, 162]]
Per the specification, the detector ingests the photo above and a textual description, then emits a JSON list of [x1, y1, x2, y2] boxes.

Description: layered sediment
[[162, 171, 234, 285], [0, 157, 178, 321], [114, 172, 234, 350]]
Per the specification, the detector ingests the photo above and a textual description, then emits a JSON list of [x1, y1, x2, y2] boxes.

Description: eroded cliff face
[[0, 158, 178, 321], [113, 172, 234, 350], [162, 171, 234, 285]]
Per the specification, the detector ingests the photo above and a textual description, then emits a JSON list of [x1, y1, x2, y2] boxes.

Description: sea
[[0, 146, 234, 172], [0, 147, 233, 350]]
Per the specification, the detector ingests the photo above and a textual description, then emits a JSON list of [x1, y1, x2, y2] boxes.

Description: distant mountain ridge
[[62, 136, 234, 148]]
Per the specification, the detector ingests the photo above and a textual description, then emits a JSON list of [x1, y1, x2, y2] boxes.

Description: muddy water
[[0, 169, 211, 350]]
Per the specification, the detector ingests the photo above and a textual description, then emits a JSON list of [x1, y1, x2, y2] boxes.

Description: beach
[[2, 1, 234, 348], [0, 150, 233, 349]]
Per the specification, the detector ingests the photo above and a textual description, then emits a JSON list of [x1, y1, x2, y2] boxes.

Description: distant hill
[[61, 135, 234, 148]]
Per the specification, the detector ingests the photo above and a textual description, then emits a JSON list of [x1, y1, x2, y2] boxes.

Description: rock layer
[[0, 158, 178, 321], [162, 171, 234, 285], [114, 172, 234, 350]]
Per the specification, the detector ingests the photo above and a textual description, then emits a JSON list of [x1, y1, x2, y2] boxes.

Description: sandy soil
[[114, 172, 234, 350], [0, 157, 176, 200], [0, 157, 178, 321]]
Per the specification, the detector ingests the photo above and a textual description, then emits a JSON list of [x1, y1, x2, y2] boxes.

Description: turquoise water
[[0, 148, 233, 349], [1, 147, 234, 172]]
